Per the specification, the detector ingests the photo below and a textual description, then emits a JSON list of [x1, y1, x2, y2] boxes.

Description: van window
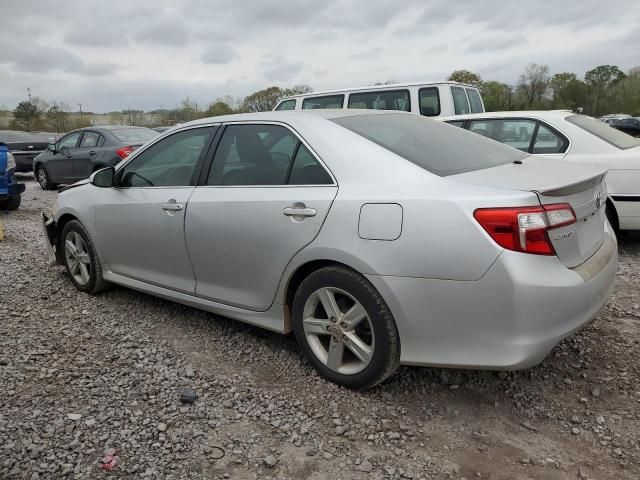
[[347, 90, 410, 111], [302, 95, 344, 110], [419, 87, 440, 116], [275, 99, 296, 111], [451, 86, 470, 115], [466, 88, 484, 113]]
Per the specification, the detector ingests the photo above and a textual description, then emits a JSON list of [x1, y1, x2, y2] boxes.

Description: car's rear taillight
[[116, 146, 134, 160], [474, 203, 576, 255]]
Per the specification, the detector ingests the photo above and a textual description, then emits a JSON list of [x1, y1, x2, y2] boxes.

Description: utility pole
[[160, 104, 163, 126], [78, 103, 83, 124], [27, 88, 32, 103]]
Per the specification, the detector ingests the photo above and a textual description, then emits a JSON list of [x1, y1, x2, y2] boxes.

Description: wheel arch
[[606, 197, 619, 232]]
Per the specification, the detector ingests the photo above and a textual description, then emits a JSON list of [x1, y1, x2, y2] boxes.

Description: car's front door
[[73, 131, 104, 179], [47, 132, 81, 182], [186, 123, 338, 311], [94, 126, 217, 293]]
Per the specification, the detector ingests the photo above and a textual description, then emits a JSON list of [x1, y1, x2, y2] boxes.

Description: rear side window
[[79, 131, 100, 148], [566, 115, 640, 149], [468, 119, 536, 152], [347, 90, 410, 111], [466, 88, 484, 113], [302, 95, 344, 110], [419, 87, 440, 116], [332, 113, 525, 177], [451, 86, 470, 115], [275, 99, 296, 111], [532, 124, 568, 154]]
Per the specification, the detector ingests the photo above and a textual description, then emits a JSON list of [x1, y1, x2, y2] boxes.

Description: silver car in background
[[42, 110, 617, 389]]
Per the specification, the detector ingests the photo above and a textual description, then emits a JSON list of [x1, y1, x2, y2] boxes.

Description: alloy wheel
[[64, 231, 91, 285], [37, 168, 48, 189], [302, 287, 375, 375]]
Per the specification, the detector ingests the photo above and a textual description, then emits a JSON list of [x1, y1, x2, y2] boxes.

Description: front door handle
[[89, 150, 96, 156], [283, 205, 316, 217], [161, 201, 184, 211]]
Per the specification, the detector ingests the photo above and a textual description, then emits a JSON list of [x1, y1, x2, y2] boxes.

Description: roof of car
[[278, 81, 476, 101], [439, 110, 575, 121], [180, 109, 415, 128]]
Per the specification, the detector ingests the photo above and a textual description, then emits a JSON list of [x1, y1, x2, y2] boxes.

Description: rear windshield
[[332, 113, 525, 176], [566, 115, 640, 150], [111, 128, 158, 143]]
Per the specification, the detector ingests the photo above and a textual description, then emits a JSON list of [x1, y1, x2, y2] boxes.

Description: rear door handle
[[161, 202, 184, 211], [89, 150, 96, 156], [283, 206, 316, 217]]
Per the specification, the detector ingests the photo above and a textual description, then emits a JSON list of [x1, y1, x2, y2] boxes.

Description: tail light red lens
[[474, 203, 576, 255], [116, 146, 134, 160]]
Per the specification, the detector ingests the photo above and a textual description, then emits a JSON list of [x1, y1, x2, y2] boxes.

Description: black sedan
[[611, 117, 640, 137], [0, 130, 50, 172], [33, 126, 158, 190]]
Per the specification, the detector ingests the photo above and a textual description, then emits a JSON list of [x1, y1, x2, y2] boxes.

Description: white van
[[273, 81, 485, 117]]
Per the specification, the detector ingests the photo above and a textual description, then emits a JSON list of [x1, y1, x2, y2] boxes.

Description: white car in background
[[441, 111, 640, 231]]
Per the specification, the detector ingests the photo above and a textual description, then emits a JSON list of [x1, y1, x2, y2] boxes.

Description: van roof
[[280, 81, 477, 101]]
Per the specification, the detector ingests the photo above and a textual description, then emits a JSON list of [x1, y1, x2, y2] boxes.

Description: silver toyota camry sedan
[[42, 110, 617, 389]]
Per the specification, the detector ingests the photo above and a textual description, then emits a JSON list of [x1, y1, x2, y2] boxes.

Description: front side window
[[532, 124, 568, 154], [466, 88, 484, 113], [451, 86, 470, 115], [58, 132, 81, 150], [419, 87, 440, 116], [302, 95, 344, 110], [347, 90, 410, 111], [332, 113, 525, 177], [79, 131, 100, 148], [275, 99, 296, 111], [119, 127, 215, 187], [207, 124, 332, 186], [468, 119, 536, 152]]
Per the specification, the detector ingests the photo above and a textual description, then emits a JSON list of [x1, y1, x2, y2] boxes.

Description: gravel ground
[[1, 176, 639, 479]]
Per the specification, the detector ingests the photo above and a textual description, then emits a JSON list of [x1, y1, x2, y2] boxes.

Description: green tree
[[447, 70, 483, 88], [205, 101, 234, 116], [46, 102, 71, 133], [518, 63, 550, 108], [585, 65, 626, 115], [548, 72, 577, 107], [480, 81, 513, 111], [283, 84, 313, 96], [12, 101, 42, 131], [242, 86, 285, 112]]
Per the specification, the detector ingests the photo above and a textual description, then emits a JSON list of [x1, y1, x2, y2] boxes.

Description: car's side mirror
[[47, 144, 56, 153], [91, 167, 115, 188]]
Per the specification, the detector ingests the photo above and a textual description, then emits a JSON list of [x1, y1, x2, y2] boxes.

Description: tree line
[[4, 63, 638, 133], [449, 63, 640, 116]]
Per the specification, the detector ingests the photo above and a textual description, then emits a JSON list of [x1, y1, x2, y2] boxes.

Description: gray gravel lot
[[1, 176, 639, 479]]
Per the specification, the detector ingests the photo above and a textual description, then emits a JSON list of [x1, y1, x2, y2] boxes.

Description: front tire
[[61, 220, 108, 294], [36, 165, 57, 190], [292, 266, 400, 390]]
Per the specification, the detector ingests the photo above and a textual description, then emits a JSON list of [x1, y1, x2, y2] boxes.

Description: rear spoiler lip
[[534, 171, 606, 197]]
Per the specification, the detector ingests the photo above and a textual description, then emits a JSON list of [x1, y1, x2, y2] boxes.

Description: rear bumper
[[13, 152, 40, 172], [366, 228, 618, 369], [0, 175, 25, 198]]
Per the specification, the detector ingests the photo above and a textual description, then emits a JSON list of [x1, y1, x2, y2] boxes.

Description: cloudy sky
[[1, 0, 639, 112]]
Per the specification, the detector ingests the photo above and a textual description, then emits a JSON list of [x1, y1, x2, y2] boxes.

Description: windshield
[[566, 115, 640, 150], [111, 128, 158, 143], [331, 113, 526, 176]]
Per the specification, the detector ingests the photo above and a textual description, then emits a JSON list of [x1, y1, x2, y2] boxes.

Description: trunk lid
[[450, 157, 608, 268]]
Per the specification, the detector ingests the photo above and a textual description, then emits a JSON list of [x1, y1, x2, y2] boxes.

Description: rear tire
[[292, 266, 400, 390], [36, 165, 57, 190], [60, 220, 108, 294]]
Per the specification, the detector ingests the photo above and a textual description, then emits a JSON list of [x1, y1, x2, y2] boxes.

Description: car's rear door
[[185, 123, 337, 311], [95, 126, 217, 293]]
